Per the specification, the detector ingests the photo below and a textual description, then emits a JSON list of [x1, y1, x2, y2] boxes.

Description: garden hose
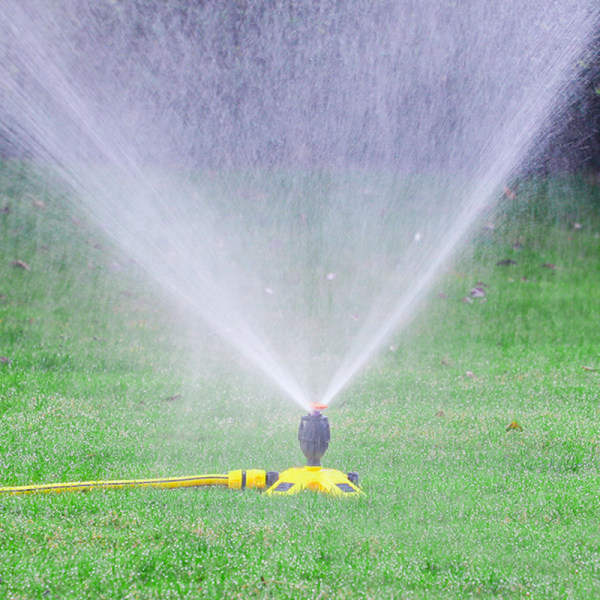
[[0, 469, 268, 495]]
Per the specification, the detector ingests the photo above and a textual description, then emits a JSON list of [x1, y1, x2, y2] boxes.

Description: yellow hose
[[0, 469, 267, 495]]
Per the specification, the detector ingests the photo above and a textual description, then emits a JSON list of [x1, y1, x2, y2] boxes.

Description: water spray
[[0, 406, 363, 497], [2, 0, 593, 504]]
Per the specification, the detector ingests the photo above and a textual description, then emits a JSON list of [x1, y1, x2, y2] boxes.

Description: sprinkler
[[0, 405, 363, 497], [263, 404, 362, 496]]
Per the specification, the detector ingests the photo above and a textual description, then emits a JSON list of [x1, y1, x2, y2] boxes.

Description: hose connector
[[226, 469, 267, 490]]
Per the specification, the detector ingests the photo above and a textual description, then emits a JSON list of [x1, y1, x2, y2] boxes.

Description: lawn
[[0, 163, 599, 599]]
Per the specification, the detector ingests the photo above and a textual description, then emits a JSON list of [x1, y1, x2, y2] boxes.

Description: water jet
[[0, 1, 598, 496]]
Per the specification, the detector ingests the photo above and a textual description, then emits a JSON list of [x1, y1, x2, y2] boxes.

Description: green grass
[[1, 163, 600, 598]]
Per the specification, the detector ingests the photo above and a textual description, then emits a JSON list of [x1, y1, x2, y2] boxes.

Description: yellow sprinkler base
[[264, 466, 363, 497]]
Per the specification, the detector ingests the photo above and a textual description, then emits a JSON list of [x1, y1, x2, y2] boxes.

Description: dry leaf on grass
[[11, 259, 30, 270], [506, 420, 523, 431]]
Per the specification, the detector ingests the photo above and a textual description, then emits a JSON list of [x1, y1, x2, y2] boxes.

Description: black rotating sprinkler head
[[298, 405, 330, 467]]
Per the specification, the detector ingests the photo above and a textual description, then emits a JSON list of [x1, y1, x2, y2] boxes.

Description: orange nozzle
[[310, 403, 328, 411]]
